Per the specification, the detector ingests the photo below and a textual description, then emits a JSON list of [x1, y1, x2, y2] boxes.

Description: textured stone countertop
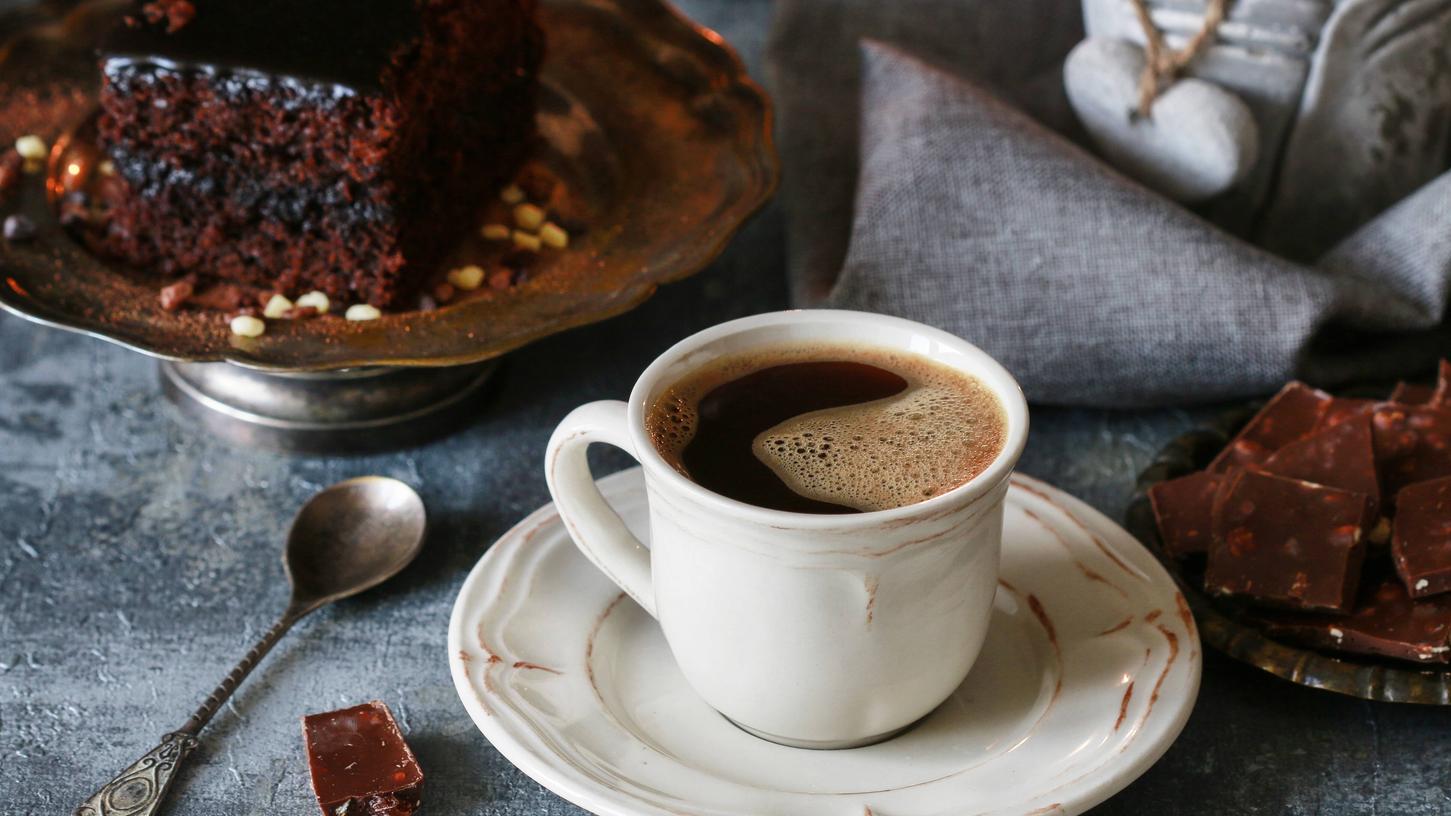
[[2, 1, 1449, 814]]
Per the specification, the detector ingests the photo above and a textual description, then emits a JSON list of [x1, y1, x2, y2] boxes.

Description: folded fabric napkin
[[767, 0, 1451, 407]]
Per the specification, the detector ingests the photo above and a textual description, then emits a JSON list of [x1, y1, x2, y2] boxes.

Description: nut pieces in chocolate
[[1150, 367, 1451, 664]]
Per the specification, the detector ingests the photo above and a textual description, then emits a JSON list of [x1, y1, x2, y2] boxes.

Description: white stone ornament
[[1064, 37, 1260, 203]]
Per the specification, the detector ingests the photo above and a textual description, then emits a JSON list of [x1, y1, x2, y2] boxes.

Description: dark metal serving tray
[[1126, 398, 1451, 704]]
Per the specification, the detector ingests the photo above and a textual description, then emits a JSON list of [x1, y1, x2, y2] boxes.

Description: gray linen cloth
[[767, 0, 1451, 407]]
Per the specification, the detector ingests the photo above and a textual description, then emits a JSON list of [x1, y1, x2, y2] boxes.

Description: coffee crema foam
[[648, 344, 1006, 513], [753, 366, 1003, 512]]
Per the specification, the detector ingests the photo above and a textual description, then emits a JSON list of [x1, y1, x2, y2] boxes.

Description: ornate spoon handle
[[180, 606, 305, 734], [73, 605, 309, 816], [73, 732, 198, 816]]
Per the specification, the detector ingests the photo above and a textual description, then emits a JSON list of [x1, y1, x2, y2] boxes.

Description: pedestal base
[[160, 360, 499, 454]]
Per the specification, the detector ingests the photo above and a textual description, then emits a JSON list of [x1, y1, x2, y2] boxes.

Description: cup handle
[[545, 400, 656, 618]]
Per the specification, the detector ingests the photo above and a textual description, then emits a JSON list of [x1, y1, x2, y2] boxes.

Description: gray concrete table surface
[[2, 1, 1449, 813]]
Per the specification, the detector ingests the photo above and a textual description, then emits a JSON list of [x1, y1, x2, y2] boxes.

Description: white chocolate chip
[[14, 135, 46, 162], [345, 304, 381, 321], [1328, 627, 1344, 640], [480, 223, 511, 241], [513, 203, 545, 231], [295, 291, 330, 314], [511, 230, 541, 252], [500, 184, 525, 204], [539, 222, 569, 249], [262, 294, 293, 319], [1415, 578, 1430, 592], [446, 264, 484, 291], [229, 315, 265, 338]]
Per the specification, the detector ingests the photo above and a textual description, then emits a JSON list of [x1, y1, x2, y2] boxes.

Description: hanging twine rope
[[1126, 0, 1230, 119]]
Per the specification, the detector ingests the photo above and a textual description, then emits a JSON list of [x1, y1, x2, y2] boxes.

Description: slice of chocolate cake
[[96, 0, 543, 307]]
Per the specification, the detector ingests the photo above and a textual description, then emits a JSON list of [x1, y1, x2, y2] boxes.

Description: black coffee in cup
[[645, 344, 1006, 514]]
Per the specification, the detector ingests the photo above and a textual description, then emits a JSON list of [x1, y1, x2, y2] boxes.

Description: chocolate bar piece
[[1317, 396, 1377, 429], [1206, 469, 1371, 612], [1432, 360, 1451, 406], [1208, 382, 1332, 472], [1390, 382, 1434, 406], [1371, 404, 1451, 498], [1149, 471, 1224, 557], [1262, 414, 1380, 508], [304, 701, 422, 816], [1259, 578, 1451, 664], [1393, 476, 1451, 598]]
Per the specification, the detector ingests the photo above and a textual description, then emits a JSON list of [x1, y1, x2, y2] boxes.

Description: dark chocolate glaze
[[100, 0, 424, 94]]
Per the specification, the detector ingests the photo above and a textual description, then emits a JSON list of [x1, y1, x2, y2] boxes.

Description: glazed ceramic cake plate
[[448, 469, 1201, 816]]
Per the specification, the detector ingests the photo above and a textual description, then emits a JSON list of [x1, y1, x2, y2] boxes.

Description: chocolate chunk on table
[[304, 701, 423, 816], [1262, 414, 1380, 508], [1371, 404, 1451, 499], [1149, 471, 1223, 557], [1208, 382, 1331, 472], [1206, 469, 1372, 613], [1258, 578, 1451, 664], [1393, 476, 1451, 598]]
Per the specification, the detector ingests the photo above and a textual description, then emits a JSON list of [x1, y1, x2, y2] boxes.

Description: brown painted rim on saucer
[[1126, 398, 1451, 705], [0, 0, 778, 371]]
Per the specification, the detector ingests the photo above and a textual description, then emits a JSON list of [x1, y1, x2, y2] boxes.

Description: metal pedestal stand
[[159, 360, 499, 454]]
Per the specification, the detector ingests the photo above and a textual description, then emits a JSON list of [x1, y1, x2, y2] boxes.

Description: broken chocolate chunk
[[1392, 476, 1451, 599], [1317, 396, 1377, 429], [1148, 471, 1224, 557], [1390, 381, 1434, 406], [1208, 382, 1332, 472], [1210, 438, 1264, 473], [1431, 360, 1451, 407], [1206, 469, 1372, 613], [1258, 578, 1451, 664], [1261, 414, 1380, 509], [1371, 404, 1451, 499], [304, 701, 422, 816]]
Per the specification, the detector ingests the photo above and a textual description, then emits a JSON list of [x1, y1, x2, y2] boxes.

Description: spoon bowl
[[284, 476, 428, 609]]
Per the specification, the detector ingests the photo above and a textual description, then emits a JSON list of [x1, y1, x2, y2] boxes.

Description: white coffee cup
[[545, 310, 1029, 748]]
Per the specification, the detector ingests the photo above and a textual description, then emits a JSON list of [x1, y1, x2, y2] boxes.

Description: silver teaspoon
[[74, 476, 427, 816]]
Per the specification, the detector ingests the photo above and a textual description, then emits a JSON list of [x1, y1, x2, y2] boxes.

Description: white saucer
[[448, 469, 1201, 816]]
